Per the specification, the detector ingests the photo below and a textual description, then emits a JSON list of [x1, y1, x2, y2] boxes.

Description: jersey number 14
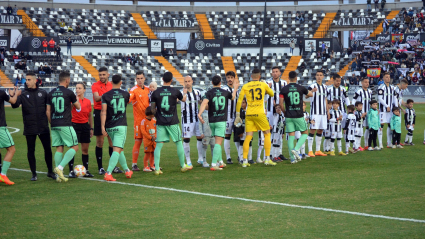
[[111, 98, 125, 114]]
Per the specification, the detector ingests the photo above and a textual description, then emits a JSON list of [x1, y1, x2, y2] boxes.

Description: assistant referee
[[68, 82, 94, 177]]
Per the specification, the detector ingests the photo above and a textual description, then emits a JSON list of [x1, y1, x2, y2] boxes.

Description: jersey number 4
[[249, 88, 262, 101], [161, 96, 170, 111], [111, 98, 125, 114]]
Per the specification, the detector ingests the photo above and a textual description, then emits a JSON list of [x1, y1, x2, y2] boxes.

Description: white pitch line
[[9, 168, 425, 224], [7, 127, 20, 134]]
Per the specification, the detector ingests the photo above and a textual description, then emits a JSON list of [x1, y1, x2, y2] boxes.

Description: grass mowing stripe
[[9, 167, 425, 224]]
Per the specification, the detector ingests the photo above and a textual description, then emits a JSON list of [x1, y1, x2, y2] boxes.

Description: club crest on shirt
[[38, 93, 42, 97]]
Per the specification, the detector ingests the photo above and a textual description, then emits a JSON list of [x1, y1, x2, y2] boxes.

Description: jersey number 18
[[288, 92, 300, 105]]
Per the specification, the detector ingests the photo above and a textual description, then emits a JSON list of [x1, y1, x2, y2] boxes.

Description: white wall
[[67, 46, 148, 56], [223, 47, 297, 56]]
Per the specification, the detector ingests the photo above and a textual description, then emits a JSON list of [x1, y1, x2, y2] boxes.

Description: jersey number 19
[[212, 96, 225, 110]]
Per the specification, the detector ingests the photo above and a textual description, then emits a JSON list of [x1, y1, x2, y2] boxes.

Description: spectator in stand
[[161, 48, 169, 58], [323, 46, 330, 60], [38, 65, 45, 75], [83, 25, 90, 33], [374, 0, 379, 10], [19, 51, 25, 59], [67, 37, 72, 55], [48, 38, 56, 52], [412, 70, 420, 85], [58, 19, 66, 34], [331, 50, 335, 59], [26, 53, 32, 63], [378, 78, 384, 85], [299, 62, 306, 72], [408, 7, 414, 17], [295, 13, 304, 23], [351, 61, 357, 71], [14, 75, 25, 87], [347, 47, 353, 56], [55, 45, 61, 60], [352, 41, 358, 51], [367, 0, 372, 11], [67, 25, 74, 33], [321, 42, 326, 51], [383, 19, 389, 34], [289, 40, 295, 54], [380, 0, 386, 10], [0, 52, 4, 66], [15, 61, 26, 70], [42, 39, 48, 53], [36, 75, 43, 87], [12, 5, 18, 16], [299, 40, 304, 55], [76, 25, 82, 34], [349, 73, 357, 85], [6, 5, 12, 15], [44, 64, 51, 75], [12, 53, 19, 64]]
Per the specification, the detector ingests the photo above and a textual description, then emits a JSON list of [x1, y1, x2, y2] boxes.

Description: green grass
[[1, 104, 425, 238]]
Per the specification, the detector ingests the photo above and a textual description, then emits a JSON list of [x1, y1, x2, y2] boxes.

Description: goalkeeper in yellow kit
[[235, 68, 275, 167]]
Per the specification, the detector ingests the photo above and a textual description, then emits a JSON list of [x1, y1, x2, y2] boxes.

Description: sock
[[323, 138, 328, 151], [224, 138, 231, 159], [118, 152, 129, 171], [409, 135, 413, 143], [355, 137, 360, 149], [364, 129, 369, 147], [210, 143, 214, 159], [337, 140, 342, 152], [149, 152, 155, 167], [68, 157, 75, 172], [238, 144, 243, 162], [387, 127, 392, 145], [154, 143, 164, 171], [143, 153, 149, 168], [264, 133, 271, 159], [257, 145, 263, 160], [248, 146, 253, 161], [132, 140, 142, 164], [54, 152, 63, 167], [176, 141, 186, 168], [197, 140, 203, 162], [308, 134, 314, 152], [212, 144, 222, 165], [1, 161, 10, 175], [345, 141, 350, 152], [59, 149, 77, 168], [82, 154, 89, 170], [378, 128, 383, 147], [202, 144, 208, 162], [95, 146, 103, 170], [183, 142, 191, 164], [405, 134, 409, 143], [315, 134, 322, 152], [330, 140, 335, 151], [301, 142, 305, 155], [243, 135, 253, 159], [294, 134, 308, 151], [279, 142, 283, 156], [288, 135, 295, 160], [109, 147, 113, 157], [106, 151, 120, 173]]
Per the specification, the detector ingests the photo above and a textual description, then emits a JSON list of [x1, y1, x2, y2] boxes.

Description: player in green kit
[[279, 71, 314, 163], [101, 75, 133, 181], [47, 72, 81, 182], [150, 72, 190, 175], [198, 75, 238, 171]]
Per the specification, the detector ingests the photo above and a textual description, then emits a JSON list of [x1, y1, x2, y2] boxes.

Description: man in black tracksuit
[[11, 72, 56, 181]]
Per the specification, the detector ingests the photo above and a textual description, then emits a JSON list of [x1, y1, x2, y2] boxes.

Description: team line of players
[[0, 67, 418, 184]]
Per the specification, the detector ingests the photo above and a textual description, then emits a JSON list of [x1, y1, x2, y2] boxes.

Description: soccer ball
[[74, 165, 86, 177]]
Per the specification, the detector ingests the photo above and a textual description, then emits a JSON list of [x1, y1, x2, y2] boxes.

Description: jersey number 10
[[52, 97, 64, 113]]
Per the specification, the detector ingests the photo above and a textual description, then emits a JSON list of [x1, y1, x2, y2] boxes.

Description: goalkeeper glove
[[234, 112, 243, 127]]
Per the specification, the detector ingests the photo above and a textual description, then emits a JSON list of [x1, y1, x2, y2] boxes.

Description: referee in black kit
[[11, 72, 56, 181]]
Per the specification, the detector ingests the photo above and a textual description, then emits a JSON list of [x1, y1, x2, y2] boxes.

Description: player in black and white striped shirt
[[352, 77, 372, 149], [180, 76, 203, 167], [393, 79, 408, 110], [404, 99, 416, 145], [307, 71, 328, 157], [327, 74, 350, 125], [328, 99, 345, 156], [221, 71, 239, 164], [377, 73, 396, 148], [266, 66, 287, 160]]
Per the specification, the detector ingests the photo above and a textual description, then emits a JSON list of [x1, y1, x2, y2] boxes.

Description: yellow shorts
[[245, 113, 271, 132]]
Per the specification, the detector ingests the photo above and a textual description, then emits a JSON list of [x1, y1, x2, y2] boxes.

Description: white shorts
[[331, 130, 343, 139], [295, 131, 301, 139], [324, 128, 331, 138], [272, 133, 282, 146], [310, 115, 327, 130], [225, 117, 234, 135], [341, 113, 347, 128], [363, 118, 369, 127], [355, 127, 363, 137], [380, 112, 392, 124], [266, 112, 274, 127], [182, 122, 201, 138], [346, 134, 355, 141], [258, 131, 265, 146]]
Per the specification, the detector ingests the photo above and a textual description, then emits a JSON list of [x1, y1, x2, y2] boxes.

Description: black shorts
[[93, 109, 102, 136], [72, 122, 91, 143]]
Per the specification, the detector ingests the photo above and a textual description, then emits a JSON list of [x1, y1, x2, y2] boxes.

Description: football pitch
[[1, 105, 425, 238]]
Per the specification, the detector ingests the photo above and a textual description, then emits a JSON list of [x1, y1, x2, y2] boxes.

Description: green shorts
[[156, 124, 182, 143], [0, 127, 14, 149], [51, 126, 78, 147], [286, 117, 308, 133], [106, 126, 127, 149], [210, 121, 226, 138]]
